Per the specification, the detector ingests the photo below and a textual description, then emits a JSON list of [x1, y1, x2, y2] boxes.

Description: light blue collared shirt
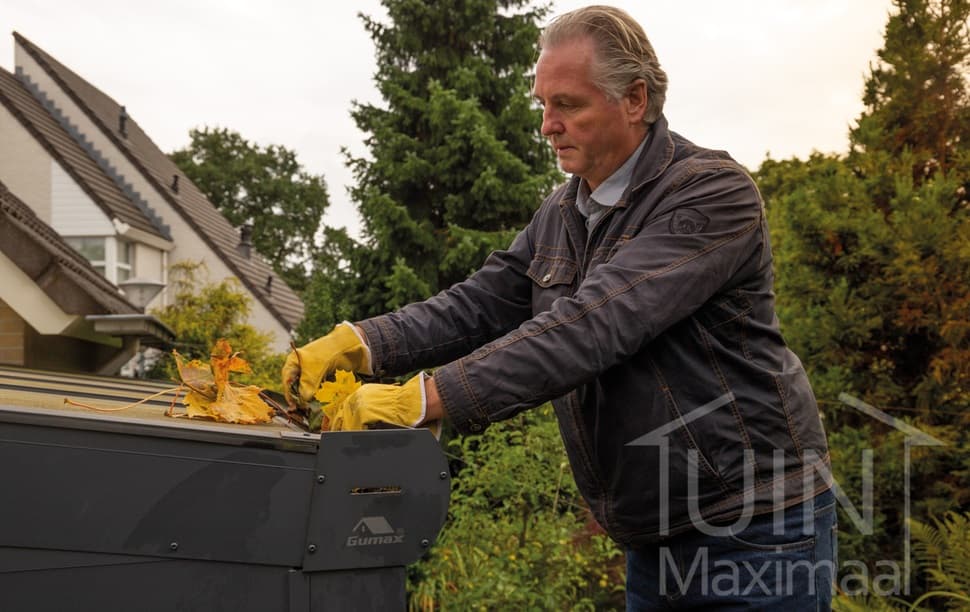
[[575, 135, 649, 230]]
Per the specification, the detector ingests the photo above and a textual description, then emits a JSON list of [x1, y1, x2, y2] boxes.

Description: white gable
[[0, 103, 52, 221], [50, 161, 112, 235]]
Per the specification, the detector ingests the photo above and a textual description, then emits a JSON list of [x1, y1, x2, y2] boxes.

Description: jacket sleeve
[[356, 220, 538, 377], [434, 166, 767, 434]]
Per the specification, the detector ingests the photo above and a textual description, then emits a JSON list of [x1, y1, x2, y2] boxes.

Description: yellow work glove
[[330, 373, 440, 437], [281, 323, 371, 408]]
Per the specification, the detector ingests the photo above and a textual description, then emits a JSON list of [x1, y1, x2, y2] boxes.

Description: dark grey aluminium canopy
[[0, 366, 450, 611]]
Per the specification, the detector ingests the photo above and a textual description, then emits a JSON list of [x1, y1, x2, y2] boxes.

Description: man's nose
[[540, 108, 562, 136]]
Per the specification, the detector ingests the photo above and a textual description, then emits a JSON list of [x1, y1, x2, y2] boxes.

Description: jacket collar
[[621, 114, 675, 208]]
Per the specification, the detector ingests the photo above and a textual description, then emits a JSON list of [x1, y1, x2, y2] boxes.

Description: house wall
[[0, 294, 123, 373], [0, 299, 26, 366], [50, 162, 113, 235], [0, 104, 52, 221], [134, 243, 164, 285], [15, 46, 290, 352], [25, 327, 121, 374]]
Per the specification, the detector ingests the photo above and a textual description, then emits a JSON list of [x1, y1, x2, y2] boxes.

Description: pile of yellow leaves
[[170, 339, 273, 424], [65, 339, 275, 426], [66, 339, 368, 431]]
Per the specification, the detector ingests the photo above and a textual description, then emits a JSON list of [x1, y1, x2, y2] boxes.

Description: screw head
[[317, 475, 326, 484], [420, 539, 430, 548], [307, 544, 317, 554], [169, 542, 178, 551], [439, 471, 448, 480]]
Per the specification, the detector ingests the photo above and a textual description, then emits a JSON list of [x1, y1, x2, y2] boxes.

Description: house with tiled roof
[[0, 33, 304, 371], [0, 179, 173, 373]]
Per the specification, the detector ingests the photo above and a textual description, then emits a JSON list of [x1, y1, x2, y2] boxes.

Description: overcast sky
[[2, 0, 894, 239]]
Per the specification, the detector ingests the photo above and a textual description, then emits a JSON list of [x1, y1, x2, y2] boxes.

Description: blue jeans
[[626, 488, 838, 611]]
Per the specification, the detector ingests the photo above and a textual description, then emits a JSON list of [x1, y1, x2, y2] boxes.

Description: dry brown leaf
[[173, 354, 217, 399], [171, 339, 272, 424]]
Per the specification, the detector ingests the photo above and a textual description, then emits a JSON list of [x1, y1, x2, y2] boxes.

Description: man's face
[[533, 36, 647, 191]]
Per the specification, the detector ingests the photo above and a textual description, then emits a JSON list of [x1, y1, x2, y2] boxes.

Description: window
[[64, 236, 135, 284], [117, 240, 132, 283], [65, 236, 106, 276]]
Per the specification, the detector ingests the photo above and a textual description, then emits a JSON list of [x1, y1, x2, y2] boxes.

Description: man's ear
[[625, 78, 648, 124]]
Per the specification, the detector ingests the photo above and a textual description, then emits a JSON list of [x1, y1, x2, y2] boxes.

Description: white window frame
[[65, 235, 135, 285]]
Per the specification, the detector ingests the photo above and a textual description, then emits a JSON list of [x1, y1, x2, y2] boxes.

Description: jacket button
[[469, 423, 483, 432], [542, 273, 552, 283]]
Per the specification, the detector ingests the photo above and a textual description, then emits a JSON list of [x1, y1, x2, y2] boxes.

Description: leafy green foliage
[[762, 153, 970, 416], [146, 260, 283, 390], [909, 512, 970, 608], [302, 0, 561, 332], [408, 406, 624, 610], [834, 510, 970, 610], [170, 127, 330, 292], [755, 0, 970, 606], [296, 227, 358, 339]]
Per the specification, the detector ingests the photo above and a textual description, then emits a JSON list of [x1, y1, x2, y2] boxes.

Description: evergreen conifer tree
[[305, 0, 560, 329]]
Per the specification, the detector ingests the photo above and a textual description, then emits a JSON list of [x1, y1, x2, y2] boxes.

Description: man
[[284, 6, 836, 610]]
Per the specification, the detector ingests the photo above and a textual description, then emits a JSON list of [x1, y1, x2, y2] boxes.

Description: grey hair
[[539, 5, 668, 125]]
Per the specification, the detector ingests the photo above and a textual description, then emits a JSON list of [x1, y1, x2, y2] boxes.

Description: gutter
[[85, 314, 175, 347]]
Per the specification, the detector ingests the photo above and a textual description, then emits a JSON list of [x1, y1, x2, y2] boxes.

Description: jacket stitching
[[529, 254, 576, 264], [660, 164, 702, 200], [701, 291, 754, 331], [376, 317, 396, 373], [697, 452, 830, 516], [739, 314, 753, 361], [650, 361, 730, 490], [467, 217, 760, 361], [696, 322, 761, 485], [533, 243, 572, 253], [456, 358, 489, 425], [564, 391, 608, 492], [629, 127, 675, 193], [774, 373, 805, 457]]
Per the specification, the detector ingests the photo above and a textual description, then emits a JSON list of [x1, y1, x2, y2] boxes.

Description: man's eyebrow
[[541, 94, 577, 105]]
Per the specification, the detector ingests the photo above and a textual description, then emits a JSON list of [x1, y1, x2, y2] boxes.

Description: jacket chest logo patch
[[670, 208, 710, 234]]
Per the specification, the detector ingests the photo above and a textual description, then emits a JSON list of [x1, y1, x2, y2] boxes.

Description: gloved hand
[[330, 373, 440, 437], [281, 323, 371, 408]]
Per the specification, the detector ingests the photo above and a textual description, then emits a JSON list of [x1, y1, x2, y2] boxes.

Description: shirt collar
[[578, 134, 649, 208]]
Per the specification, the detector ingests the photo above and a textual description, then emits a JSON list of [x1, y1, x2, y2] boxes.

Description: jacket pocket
[[693, 291, 753, 330], [527, 251, 577, 314], [527, 254, 577, 287]]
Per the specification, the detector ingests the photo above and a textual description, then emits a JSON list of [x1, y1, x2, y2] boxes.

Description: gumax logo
[[346, 516, 406, 547]]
